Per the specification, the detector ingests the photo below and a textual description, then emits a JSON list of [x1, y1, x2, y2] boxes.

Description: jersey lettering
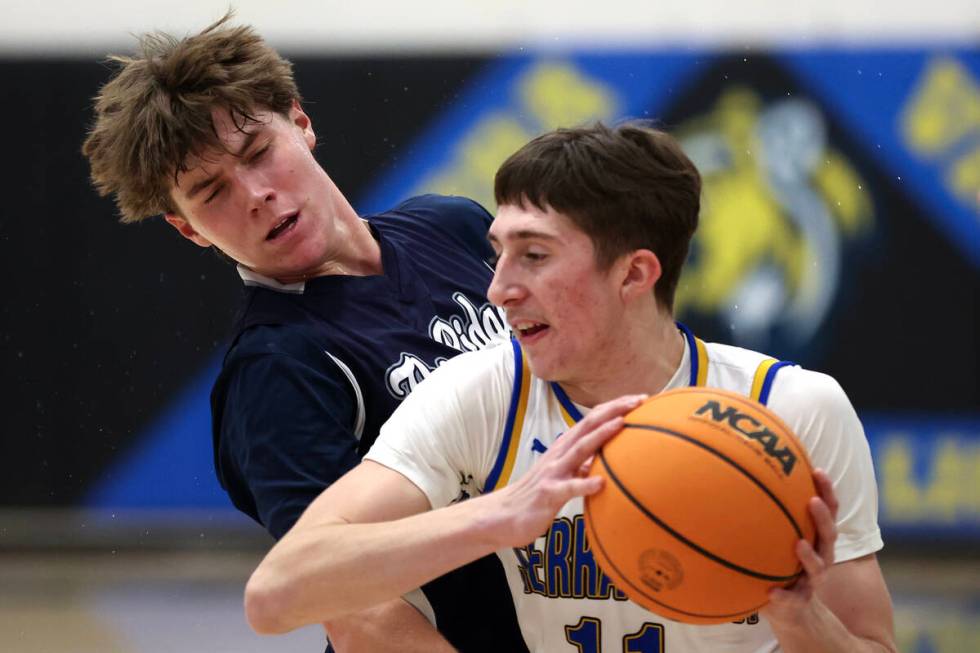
[[428, 292, 509, 353], [565, 617, 665, 653], [385, 353, 437, 400], [514, 515, 628, 601], [387, 293, 508, 398]]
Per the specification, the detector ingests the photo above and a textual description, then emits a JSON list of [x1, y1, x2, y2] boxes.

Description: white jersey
[[366, 326, 883, 653]]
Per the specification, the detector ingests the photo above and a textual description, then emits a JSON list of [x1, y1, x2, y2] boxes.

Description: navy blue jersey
[[211, 195, 527, 652]]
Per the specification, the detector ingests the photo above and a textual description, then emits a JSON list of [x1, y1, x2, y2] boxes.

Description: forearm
[[771, 597, 896, 653], [246, 494, 502, 634], [324, 597, 456, 653]]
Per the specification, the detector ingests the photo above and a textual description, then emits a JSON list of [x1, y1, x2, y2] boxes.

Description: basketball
[[584, 387, 817, 624]]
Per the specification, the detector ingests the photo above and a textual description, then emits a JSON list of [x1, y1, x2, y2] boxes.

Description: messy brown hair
[[494, 122, 701, 312], [82, 12, 300, 222]]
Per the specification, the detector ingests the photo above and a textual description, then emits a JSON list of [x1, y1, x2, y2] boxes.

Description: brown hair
[[82, 12, 300, 222], [494, 122, 701, 312]]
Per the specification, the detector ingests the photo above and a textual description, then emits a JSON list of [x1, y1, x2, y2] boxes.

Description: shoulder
[[227, 282, 322, 339], [216, 323, 352, 400], [767, 365, 855, 421], [703, 340, 778, 390], [377, 194, 493, 250], [704, 341, 774, 373], [392, 194, 492, 223], [703, 340, 856, 424], [223, 323, 326, 365], [212, 324, 359, 442]]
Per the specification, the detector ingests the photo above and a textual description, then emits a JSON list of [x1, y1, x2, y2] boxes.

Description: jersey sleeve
[[364, 346, 513, 509], [211, 327, 362, 540], [767, 368, 884, 562]]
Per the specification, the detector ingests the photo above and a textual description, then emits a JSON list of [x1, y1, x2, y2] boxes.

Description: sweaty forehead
[[211, 106, 274, 142], [173, 111, 273, 189]]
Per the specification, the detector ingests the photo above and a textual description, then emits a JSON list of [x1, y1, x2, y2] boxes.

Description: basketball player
[[245, 123, 898, 652], [81, 14, 528, 653]]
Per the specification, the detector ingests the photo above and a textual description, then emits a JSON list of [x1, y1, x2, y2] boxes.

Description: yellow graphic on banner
[[813, 151, 874, 234], [902, 57, 980, 155], [674, 88, 873, 350], [948, 145, 980, 201], [901, 56, 980, 206], [895, 612, 980, 653], [880, 436, 980, 523], [416, 62, 617, 210]]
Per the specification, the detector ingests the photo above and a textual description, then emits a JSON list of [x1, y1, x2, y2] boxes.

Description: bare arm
[[763, 471, 897, 652], [245, 394, 646, 635], [323, 598, 457, 653]]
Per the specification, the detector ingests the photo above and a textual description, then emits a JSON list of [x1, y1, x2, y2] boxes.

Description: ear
[[618, 249, 662, 302], [289, 99, 316, 151], [164, 213, 212, 248]]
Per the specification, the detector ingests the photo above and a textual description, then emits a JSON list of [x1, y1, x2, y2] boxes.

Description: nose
[[487, 257, 526, 308], [238, 169, 275, 212]]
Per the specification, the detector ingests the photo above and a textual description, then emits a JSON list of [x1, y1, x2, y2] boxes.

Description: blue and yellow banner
[[88, 48, 980, 548]]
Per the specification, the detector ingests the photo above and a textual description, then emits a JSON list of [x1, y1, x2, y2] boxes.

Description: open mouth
[[514, 322, 549, 339], [266, 213, 299, 241]]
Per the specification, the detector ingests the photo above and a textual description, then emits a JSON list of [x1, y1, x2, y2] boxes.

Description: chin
[[525, 357, 563, 383]]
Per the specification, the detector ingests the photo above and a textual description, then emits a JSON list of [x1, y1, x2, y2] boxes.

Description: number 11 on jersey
[[565, 617, 665, 652]]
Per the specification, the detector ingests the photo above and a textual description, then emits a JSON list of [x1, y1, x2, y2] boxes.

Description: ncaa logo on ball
[[693, 399, 798, 476]]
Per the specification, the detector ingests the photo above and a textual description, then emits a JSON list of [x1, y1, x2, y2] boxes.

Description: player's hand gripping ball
[[584, 388, 817, 624]]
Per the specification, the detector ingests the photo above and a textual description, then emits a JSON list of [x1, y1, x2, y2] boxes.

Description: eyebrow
[[184, 129, 263, 200], [487, 229, 560, 245]]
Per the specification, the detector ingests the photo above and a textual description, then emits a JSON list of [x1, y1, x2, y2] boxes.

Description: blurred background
[[0, 1, 977, 651]]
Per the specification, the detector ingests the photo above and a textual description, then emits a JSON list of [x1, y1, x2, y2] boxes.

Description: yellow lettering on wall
[[415, 61, 618, 206], [519, 62, 615, 129], [947, 143, 980, 205], [902, 57, 980, 156], [931, 618, 980, 653], [421, 116, 533, 210], [880, 436, 980, 523], [894, 605, 980, 653]]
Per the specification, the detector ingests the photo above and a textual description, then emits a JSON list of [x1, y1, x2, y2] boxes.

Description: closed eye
[[204, 183, 224, 204], [249, 144, 271, 163]]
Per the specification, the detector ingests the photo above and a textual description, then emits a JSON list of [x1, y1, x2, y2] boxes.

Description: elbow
[[244, 568, 295, 635]]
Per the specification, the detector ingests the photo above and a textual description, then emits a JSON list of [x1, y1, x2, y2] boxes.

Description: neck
[[275, 194, 383, 283], [559, 308, 686, 408], [310, 218, 382, 277]]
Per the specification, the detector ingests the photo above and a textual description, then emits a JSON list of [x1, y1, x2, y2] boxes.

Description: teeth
[[513, 322, 544, 334], [268, 214, 296, 239]]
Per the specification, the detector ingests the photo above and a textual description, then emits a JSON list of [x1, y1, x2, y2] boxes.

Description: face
[[487, 203, 628, 383], [166, 103, 351, 283]]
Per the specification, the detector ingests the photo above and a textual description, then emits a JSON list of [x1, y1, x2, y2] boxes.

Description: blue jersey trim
[[676, 321, 699, 387], [758, 360, 797, 406], [485, 339, 524, 492], [549, 321, 702, 423], [550, 381, 584, 423]]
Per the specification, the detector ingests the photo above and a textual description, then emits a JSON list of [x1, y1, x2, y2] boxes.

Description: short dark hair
[[494, 122, 701, 312], [82, 12, 300, 222]]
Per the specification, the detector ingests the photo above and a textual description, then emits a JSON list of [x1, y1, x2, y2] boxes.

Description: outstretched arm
[[244, 394, 645, 634], [763, 470, 897, 653]]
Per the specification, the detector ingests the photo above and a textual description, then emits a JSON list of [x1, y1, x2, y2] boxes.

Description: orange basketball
[[584, 387, 817, 624]]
